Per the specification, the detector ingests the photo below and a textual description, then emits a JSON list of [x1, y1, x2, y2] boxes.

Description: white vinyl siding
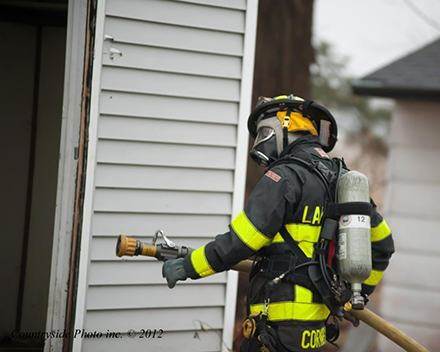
[[85, 307, 224, 332], [100, 91, 239, 124], [104, 17, 243, 55], [75, 0, 258, 351], [88, 261, 228, 285], [95, 164, 234, 192], [97, 140, 236, 169], [100, 67, 240, 101], [105, 0, 246, 33], [92, 213, 231, 237], [98, 115, 237, 146], [79, 330, 223, 352], [102, 44, 242, 79]]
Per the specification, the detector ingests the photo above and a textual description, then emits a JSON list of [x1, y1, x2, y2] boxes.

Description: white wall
[[379, 99, 440, 351], [74, 1, 257, 351]]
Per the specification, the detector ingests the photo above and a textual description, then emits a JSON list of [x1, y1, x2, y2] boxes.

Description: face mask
[[250, 116, 307, 166], [250, 126, 278, 166], [250, 117, 284, 167]]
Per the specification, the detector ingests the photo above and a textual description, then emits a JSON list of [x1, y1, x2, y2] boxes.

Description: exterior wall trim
[[44, 0, 88, 350], [71, 0, 106, 350]]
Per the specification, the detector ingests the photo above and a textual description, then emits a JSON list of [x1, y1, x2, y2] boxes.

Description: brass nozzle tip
[[344, 302, 352, 312], [116, 234, 137, 257]]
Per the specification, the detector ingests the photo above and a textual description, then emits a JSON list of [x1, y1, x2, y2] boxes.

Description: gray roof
[[352, 38, 440, 100]]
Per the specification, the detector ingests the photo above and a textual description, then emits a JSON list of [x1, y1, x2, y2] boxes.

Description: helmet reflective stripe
[[274, 95, 305, 102]]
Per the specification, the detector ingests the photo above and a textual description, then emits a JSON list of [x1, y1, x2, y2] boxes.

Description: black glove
[[162, 258, 188, 289], [258, 327, 277, 352], [344, 311, 360, 327]]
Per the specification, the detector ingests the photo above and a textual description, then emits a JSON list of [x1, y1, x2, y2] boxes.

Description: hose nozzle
[[116, 235, 137, 257], [116, 235, 157, 258]]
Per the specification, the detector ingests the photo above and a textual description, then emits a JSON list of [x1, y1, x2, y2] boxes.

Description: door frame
[[45, 0, 95, 350]]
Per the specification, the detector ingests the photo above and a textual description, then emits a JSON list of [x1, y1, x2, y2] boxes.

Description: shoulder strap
[[268, 156, 336, 200], [266, 155, 308, 172], [279, 227, 309, 264], [272, 156, 340, 262]]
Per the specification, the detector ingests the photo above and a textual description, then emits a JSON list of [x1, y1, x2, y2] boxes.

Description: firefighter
[[163, 95, 395, 352]]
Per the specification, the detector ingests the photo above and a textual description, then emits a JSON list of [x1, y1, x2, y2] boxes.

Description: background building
[[352, 39, 440, 352]]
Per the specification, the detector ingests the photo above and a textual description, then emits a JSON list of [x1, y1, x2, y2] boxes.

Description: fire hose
[[116, 232, 429, 352]]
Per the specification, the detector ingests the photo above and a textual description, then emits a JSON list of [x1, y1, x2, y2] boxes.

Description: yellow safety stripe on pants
[[250, 302, 330, 322], [371, 220, 391, 242], [190, 245, 216, 278], [363, 269, 384, 286], [295, 285, 313, 303], [231, 210, 271, 251], [272, 224, 321, 258]]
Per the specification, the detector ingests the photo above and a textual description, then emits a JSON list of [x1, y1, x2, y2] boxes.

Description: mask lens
[[254, 126, 274, 146]]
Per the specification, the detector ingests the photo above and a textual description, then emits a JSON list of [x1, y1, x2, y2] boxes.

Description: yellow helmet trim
[[277, 111, 318, 136], [274, 95, 305, 101]]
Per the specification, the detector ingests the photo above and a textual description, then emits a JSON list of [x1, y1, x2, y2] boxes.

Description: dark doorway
[[0, 1, 68, 350]]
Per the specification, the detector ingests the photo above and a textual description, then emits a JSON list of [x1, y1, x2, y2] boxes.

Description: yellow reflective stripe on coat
[[190, 246, 216, 278], [295, 285, 313, 303], [250, 302, 330, 322], [272, 224, 321, 258], [231, 210, 271, 251], [363, 269, 384, 286], [371, 220, 391, 242]]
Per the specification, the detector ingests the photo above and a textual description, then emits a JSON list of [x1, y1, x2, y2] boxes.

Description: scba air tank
[[337, 171, 372, 308]]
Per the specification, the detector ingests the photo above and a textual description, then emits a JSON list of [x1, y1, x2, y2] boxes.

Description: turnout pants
[[243, 275, 328, 352], [240, 322, 327, 352]]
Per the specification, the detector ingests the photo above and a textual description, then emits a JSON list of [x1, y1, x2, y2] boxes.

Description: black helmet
[[247, 94, 338, 152]]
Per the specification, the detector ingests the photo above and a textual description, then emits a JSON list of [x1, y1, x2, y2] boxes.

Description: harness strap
[[253, 255, 319, 295], [302, 100, 314, 117], [267, 156, 336, 200], [262, 154, 350, 318], [327, 202, 373, 219], [279, 227, 309, 265]]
